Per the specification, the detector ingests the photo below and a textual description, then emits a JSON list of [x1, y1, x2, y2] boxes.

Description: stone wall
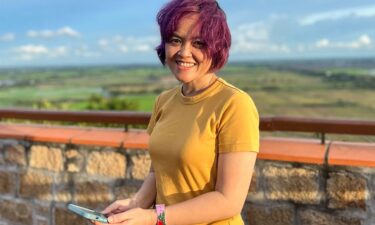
[[244, 161, 374, 225], [0, 139, 373, 225]]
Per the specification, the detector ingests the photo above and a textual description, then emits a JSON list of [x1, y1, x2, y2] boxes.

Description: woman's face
[[165, 14, 212, 84]]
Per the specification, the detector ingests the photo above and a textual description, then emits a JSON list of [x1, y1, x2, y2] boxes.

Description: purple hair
[[155, 0, 231, 72]]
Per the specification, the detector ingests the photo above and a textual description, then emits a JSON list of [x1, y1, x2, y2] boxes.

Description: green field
[[1, 60, 375, 122]]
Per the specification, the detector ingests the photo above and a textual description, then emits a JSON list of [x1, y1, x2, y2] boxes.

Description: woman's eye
[[169, 37, 181, 45], [193, 40, 205, 49]]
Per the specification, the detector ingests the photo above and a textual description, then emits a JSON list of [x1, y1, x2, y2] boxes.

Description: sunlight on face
[[165, 14, 212, 85]]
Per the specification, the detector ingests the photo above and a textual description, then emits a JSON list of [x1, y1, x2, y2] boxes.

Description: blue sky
[[0, 0, 374, 67]]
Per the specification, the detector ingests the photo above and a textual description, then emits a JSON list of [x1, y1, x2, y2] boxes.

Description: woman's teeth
[[177, 61, 195, 67]]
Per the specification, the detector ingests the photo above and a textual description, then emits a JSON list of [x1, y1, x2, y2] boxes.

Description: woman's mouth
[[176, 60, 196, 70]]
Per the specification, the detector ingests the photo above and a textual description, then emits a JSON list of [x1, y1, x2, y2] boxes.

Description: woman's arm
[[100, 165, 157, 217], [131, 170, 157, 209], [164, 151, 257, 225], [108, 151, 257, 225]]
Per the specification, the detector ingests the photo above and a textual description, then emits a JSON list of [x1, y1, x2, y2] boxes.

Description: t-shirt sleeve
[[217, 92, 259, 153], [147, 95, 160, 135]]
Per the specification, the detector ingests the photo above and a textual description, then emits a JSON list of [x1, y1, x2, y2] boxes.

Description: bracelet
[[155, 204, 166, 225]]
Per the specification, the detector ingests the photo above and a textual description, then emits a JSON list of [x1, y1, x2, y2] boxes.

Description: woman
[[95, 0, 259, 224]]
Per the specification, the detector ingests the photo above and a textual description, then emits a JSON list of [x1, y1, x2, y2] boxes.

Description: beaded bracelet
[[155, 204, 166, 225]]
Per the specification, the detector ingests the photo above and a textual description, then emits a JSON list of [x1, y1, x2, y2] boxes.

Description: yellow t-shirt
[[147, 78, 259, 225]]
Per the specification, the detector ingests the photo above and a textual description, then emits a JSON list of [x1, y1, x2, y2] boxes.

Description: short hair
[[155, 0, 231, 72]]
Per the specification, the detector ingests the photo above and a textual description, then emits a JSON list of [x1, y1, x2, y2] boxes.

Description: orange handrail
[[1, 108, 375, 136]]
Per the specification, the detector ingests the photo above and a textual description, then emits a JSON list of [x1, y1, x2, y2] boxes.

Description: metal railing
[[1, 108, 375, 143]]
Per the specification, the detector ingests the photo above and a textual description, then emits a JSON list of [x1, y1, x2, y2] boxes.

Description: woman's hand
[[108, 208, 157, 225], [93, 208, 156, 225], [92, 170, 157, 224], [92, 198, 138, 225], [101, 198, 137, 216]]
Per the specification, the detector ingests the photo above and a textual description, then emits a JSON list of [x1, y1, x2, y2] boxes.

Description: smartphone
[[67, 203, 108, 223]]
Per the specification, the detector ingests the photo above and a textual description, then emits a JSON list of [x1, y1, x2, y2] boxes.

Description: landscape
[[0, 58, 374, 141]]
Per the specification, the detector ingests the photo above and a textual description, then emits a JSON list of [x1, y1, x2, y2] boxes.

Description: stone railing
[[0, 111, 374, 225]]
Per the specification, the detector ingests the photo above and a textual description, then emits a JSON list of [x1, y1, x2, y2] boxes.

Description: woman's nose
[[178, 44, 192, 57]]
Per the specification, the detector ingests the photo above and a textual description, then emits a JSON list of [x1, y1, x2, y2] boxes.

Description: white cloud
[[300, 5, 375, 26], [119, 45, 129, 53], [98, 35, 158, 54], [56, 26, 80, 38], [28, 30, 53, 38], [316, 39, 330, 48], [113, 35, 124, 43], [233, 42, 291, 54], [98, 39, 109, 48], [358, 34, 371, 45], [14, 45, 49, 55], [236, 22, 269, 41], [27, 26, 80, 39], [135, 44, 151, 52], [232, 22, 290, 54], [0, 33, 15, 42], [314, 34, 372, 49], [296, 44, 306, 52], [13, 44, 69, 61], [50, 46, 68, 58], [74, 45, 100, 58]]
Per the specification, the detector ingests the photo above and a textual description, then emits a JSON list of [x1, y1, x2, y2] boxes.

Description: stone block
[[263, 165, 321, 204], [54, 174, 72, 203], [54, 207, 86, 225], [299, 209, 362, 225], [30, 145, 63, 172], [0, 199, 32, 225], [130, 153, 151, 180], [65, 149, 85, 173], [0, 171, 12, 194], [35, 217, 49, 225], [4, 144, 26, 166], [33, 203, 51, 218], [86, 151, 126, 178], [247, 171, 259, 201], [0, 143, 5, 165], [55, 190, 72, 203], [75, 180, 112, 208], [0, 154, 4, 165], [114, 184, 140, 199], [250, 171, 257, 193], [247, 204, 294, 225], [327, 172, 367, 209], [20, 170, 53, 201]]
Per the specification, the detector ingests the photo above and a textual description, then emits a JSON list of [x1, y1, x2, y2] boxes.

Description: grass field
[[0, 60, 374, 122]]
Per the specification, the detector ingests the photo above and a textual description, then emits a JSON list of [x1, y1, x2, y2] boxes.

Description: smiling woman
[[1, 0, 375, 67], [93, 1, 259, 225], [164, 14, 215, 96]]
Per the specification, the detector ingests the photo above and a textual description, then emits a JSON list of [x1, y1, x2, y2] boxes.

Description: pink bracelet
[[155, 204, 166, 225]]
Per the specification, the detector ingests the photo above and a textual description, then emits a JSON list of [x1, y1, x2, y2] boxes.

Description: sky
[[0, 0, 374, 67]]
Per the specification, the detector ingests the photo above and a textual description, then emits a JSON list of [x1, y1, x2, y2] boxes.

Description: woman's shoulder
[[214, 78, 258, 117], [156, 86, 180, 103], [216, 78, 253, 101]]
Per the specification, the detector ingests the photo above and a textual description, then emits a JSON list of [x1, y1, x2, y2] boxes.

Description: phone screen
[[67, 203, 108, 223]]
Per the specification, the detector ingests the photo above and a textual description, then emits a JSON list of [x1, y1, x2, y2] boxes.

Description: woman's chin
[[173, 73, 192, 83]]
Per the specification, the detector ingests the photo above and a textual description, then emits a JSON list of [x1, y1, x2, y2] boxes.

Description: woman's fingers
[[102, 199, 131, 215], [101, 203, 120, 214], [107, 208, 141, 224], [104, 208, 154, 225], [107, 212, 130, 224]]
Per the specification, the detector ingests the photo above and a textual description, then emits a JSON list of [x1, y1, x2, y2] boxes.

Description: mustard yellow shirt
[[147, 78, 259, 225]]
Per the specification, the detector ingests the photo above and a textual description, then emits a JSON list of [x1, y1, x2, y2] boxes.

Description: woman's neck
[[182, 73, 217, 97]]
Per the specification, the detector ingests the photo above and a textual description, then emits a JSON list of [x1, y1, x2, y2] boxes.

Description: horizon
[[1, 56, 375, 71]]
